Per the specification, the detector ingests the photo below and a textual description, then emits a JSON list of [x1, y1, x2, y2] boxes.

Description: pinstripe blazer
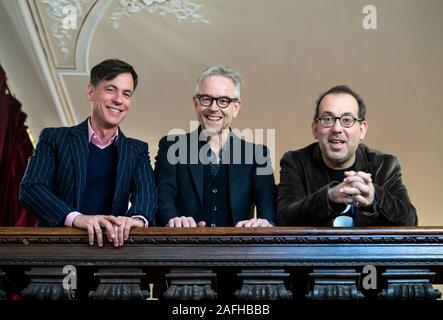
[[19, 120, 157, 226]]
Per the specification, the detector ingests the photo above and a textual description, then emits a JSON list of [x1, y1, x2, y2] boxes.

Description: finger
[[87, 224, 95, 246], [350, 182, 370, 195], [112, 225, 119, 247], [197, 221, 206, 227], [344, 175, 366, 184], [124, 219, 132, 241], [235, 220, 246, 227], [355, 171, 372, 183], [250, 220, 261, 227], [353, 194, 370, 207], [167, 218, 175, 227], [103, 215, 122, 225], [256, 219, 272, 227], [118, 220, 126, 246], [100, 219, 116, 243], [188, 218, 197, 228], [174, 218, 183, 228], [182, 218, 190, 228], [243, 219, 254, 228], [340, 187, 361, 196], [95, 225, 103, 247], [344, 170, 356, 177]]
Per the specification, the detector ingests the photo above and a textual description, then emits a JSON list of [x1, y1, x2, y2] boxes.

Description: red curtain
[[0, 65, 37, 227]]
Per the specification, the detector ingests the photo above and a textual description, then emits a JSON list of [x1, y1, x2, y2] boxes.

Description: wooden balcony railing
[[0, 227, 442, 301]]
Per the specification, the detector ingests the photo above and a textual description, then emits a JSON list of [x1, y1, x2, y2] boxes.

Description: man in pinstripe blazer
[[20, 59, 157, 247]]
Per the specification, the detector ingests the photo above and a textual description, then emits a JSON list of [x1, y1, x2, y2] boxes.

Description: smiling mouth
[[205, 115, 222, 121], [329, 138, 345, 145], [106, 106, 123, 113]]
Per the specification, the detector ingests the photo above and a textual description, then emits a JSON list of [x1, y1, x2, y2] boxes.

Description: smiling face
[[312, 93, 368, 169], [86, 72, 134, 130], [193, 75, 242, 134]]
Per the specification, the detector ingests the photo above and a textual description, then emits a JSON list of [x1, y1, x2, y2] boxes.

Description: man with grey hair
[[154, 65, 276, 227]]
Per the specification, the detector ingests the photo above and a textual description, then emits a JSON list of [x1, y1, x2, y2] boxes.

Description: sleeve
[[252, 144, 277, 225], [154, 136, 180, 226], [126, 142, 158, 226], [366, 155, 418, 226], [19, 128, 76, 226], [277, 152, 333, 226]]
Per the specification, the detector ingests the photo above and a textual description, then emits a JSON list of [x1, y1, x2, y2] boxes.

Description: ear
[[311, 121, 318, 139], [359, 121, 368, 140], [192, 95, 199, 113], [86, 84, 95, 101], [232, 100, 242, 118]]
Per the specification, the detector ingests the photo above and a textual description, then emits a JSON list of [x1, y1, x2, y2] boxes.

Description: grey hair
[[194, 65, 242, 99]]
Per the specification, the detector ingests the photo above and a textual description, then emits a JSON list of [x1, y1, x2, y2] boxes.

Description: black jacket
[[154, 129, 277, 226], [277, 143, 418, 226]]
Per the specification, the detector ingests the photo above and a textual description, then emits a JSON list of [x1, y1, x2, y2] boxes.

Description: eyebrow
[[320, 111, 354, 116]]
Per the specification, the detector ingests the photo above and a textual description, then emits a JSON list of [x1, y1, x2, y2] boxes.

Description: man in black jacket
[[155, 65, 276, 228], [278, 85, 417, 227]]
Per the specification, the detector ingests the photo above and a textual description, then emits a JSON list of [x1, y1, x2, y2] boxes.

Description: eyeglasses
[[195, 94, 238, 109], [316, 115, 363, 128]]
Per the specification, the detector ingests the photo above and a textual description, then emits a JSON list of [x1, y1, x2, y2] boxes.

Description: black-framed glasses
[[195, 94, 238, 108], [316, 115, 364, 128]]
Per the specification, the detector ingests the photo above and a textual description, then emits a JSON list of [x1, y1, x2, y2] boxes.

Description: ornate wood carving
[[1, 227, 443, 300], [378, 268, 442, 300], [306, 269, 364, 300], [234, 269, 293, 300], [89, 268, 149, 300], [163, 268, 217, 300], [21, 267, 72, 300]]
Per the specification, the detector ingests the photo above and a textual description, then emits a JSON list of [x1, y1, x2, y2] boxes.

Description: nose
[[112, 91, 123, 105], [331, 118, 343, 132], [207, 99, 219, 111]]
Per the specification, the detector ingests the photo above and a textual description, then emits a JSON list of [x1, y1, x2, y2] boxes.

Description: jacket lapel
[[312, 143, 333, 186], [113, 129, 131, 214], [187, 129, 204, 205], [68, 120, 89, 209]]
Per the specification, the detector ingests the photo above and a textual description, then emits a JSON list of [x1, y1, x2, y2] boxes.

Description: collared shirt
[[88, 118, 118, 149]]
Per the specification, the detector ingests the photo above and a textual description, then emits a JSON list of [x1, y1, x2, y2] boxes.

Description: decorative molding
[[234, 269, 293, 300], [163, 268, 217, 300], [305, 269, 364, 300], [21, 267, 73, 300], [2, 234, 443, 245], [89, 268, 149, 300], [110, 0, 209, 28], [39, 0, 93, 62], [378, 269, 442, 300]]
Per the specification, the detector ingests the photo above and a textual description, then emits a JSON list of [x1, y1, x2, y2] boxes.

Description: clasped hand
[[328, 170, 375, 208]]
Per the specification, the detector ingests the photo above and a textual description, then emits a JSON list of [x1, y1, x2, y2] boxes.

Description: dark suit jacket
[[277, 143, 418, 226], [154, 130, 277, 226], [20, 120, 157, 226]]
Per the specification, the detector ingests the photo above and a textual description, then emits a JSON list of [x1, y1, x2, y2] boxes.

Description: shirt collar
[[87, 118, 118, 148]]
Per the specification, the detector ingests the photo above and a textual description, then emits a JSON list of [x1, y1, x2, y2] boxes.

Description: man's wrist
[[131, 215, 148, 227]]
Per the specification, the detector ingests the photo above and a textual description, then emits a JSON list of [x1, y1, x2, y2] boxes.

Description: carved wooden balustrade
[[0, 227, 442, 301]]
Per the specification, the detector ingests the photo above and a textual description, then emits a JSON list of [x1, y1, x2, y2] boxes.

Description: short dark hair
[[90, 59, 138, 90], [314, 85, 366, 120]]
